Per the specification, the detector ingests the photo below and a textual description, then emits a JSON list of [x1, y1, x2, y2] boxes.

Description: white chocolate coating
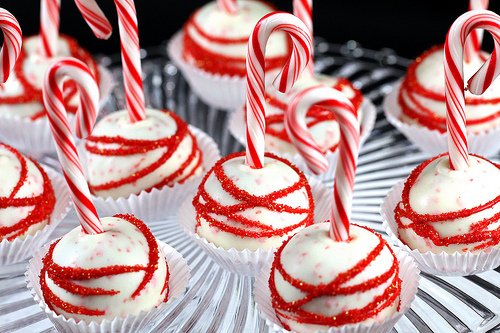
[[271, 223, 399, 332], [400, 47, 500, 132], [85, 109, 202, 199], [398, 155, 500, 253], [265, 73, 362, 155], [44, 216, 168, 322], [195, 155, 312, 250], [0, 145, 50, 240], [183, 0, 288, 70]]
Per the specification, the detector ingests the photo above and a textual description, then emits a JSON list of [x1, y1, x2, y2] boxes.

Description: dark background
[[2, 1, 499, 60]]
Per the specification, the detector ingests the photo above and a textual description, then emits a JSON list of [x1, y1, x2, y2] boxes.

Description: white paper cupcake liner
[[381, 181, 500, 276], [90, 126, 221, 222], [254, 247, 420, 333], [383, 81, 500, 157], [26, 240, 190, 333], [167, 31, 246, 110], [229, 99, 377, 181], [0, 167, 72, 265], [177, 177, 332, 277], [0, 65, 115, 159]]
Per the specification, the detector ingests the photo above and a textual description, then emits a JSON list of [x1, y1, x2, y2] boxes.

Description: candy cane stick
[[0, 9, 22, 83], [293, 0, 314, 75], [74, 0, 145, 123], [40, 0, 60, 57], [217, 0, 237, 14], [286, 86, 359, 241], [246, 12, 313, 168], [444, 10, 500, 170], [43, 57, 103, 234], [464, 0, 489, 63]]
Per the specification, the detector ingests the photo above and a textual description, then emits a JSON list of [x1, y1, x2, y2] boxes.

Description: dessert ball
[[0, 35, 100, 120], [265, 73, 364, 155], [85, 109, 203, 199], [40, 214, 169, 322], [395, 154, 500, 254], [193, 152, 314, 251], [270, 223, 401, 332], [0, 143, 55, 241], [182, 0, 290, 76], [398, 46, 500, 133]]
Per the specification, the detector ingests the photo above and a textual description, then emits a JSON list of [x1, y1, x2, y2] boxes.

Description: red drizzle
[[394, 154, 500, 251], [193, 152, 314, 238], [0, 34, 100, 121], [399, 45, 500, 132], [182, 3, 291, 77], [265, 78, 364, 151], [0, 143, 55, 241], [85, 110, 202, 195], [40, 214, 170, 317], [269, 225, 401, 328]]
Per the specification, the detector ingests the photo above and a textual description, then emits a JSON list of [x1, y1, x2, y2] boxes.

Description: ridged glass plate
[[0, 39, 499, 333]]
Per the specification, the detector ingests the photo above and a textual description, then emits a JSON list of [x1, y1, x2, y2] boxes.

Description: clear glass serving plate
[[0, 39, 499, 333]]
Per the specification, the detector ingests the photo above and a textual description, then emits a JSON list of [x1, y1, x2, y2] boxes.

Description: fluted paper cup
[[167, 31, 246, 111], [88, 126, 220, 223], [0, 167, 72, 265], [0, 66, 115, 159], [229, 99, 377, 180], [177, 177, 331, 277], [254, 248, 420, 333], [26, 240, 190, 333], [383, 81, 500, 157], [381, 181, 500, 276]]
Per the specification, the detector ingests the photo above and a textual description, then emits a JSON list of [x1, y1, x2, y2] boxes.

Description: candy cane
[[464, 0, 489, 63], [43, 57, 103, 234], [285, 86, 359, 241], [444, 10, 500, 170], [245, 12, 313, 168], [293, 0, 314, 75], [40, 0, 60, 57], [0, 9, 22, 83], [74, 0, 145, 123], [217, 0, 237, 14]]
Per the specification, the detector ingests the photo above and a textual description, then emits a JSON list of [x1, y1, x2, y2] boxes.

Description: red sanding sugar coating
[[394, 154, 500, 251], [86, 110, 202, 194], [40, 214, 170, 317], [182, 9, 291, 77], [269, 225, 401, 328], [398, 45, 500, 132], [0, 143, 55, 241], [265, 78, 364, 149], [0, 35, 100, 121], [193, 152, 314, 239]]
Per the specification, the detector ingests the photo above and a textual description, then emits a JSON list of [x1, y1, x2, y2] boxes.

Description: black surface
[[1, 0, 500, 59]]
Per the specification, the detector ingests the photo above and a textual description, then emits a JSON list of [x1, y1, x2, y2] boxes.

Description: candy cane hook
[[0, 9, 22, 83], [245, 12, 313, 168], [444, 10, 500, 170], [286, 85, 359, 241], [293, 0, 314, 75], [43, 57, 103, 234], [464, 0, 489, 63]]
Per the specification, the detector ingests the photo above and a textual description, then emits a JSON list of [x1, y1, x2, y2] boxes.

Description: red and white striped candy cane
[[464, 0, 489, 63], [217, 0, 237, 14], [74, 0, 145, 123], [444, 9, 500, 170], [0, 8, 22, 83], [40, 0, 60, 58], [293, 0, 314, 75], [43, 57, 103, 234], [246, 12, 313, 168], [285, 86, 359, 241]]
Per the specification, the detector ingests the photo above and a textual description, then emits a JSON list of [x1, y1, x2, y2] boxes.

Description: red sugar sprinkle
[[394, 154, 500, 250], [193, 152, 314, 239], [40, 214, 170, 317]]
